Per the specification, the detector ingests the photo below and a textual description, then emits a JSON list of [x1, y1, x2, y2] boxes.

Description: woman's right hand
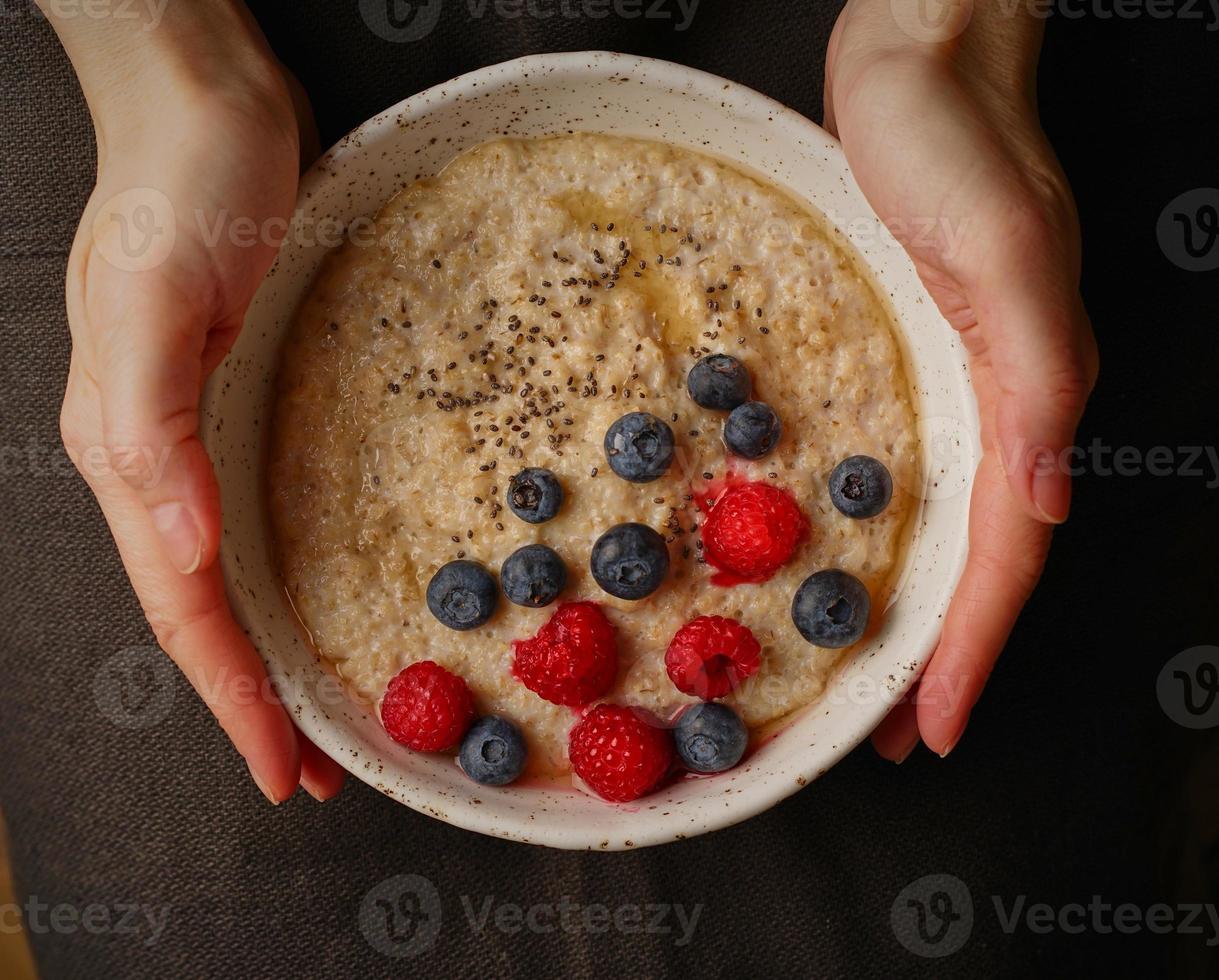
[[45, 0, 343, 802]]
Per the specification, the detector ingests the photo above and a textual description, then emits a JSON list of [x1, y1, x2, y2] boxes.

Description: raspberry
[[665, 616, 761, 699], [380, 661, 475, 752], [513, 602, 618, 707], [701, 482, 808, 583], [569, 704, 674, 802]]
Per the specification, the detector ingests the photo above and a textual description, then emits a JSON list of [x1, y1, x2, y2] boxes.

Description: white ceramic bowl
[[201, 51, 978, 849]]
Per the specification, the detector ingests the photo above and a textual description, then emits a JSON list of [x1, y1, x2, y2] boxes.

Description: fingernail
[[302, 784, 330, 803], [149, 502, 203, 574], [1033, 470, 1069, 525], [249, 765, 283, 805], [894, 732, 921, 765], [938, 732, 963, 758]]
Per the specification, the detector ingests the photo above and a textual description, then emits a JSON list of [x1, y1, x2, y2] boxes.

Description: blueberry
[[590, 523, 670, 600], [674, 702, 748, 774], [426, 560, 498, 630], [724, 401, 782, 459], [604, 412, 675, 483], [791, 569, 870, 648], [687, 353, 751, 410], [828, 455, 893, 519], [459, 716, 527, 786], [500, 544, 567, 608], [507, 468, 563, 524]]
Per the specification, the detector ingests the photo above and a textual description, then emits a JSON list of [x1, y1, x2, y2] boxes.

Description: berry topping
[[459, 716, 527, 786], [507, 467, 564, 524], [513, 602, 618, 707], [791, 569, 871, 648], [604, 412, 675, 483], [426, 560, 498, 631], [568, 704, 674, 802], [381, 661, 475, 752], [500, 544, 567, 608], [665, 615, 761, 699], [687, 353, 751, 410], [828, 455, 893, 519], [724, 401, 782, 459], [674, 702, 748, 774], [701, 482, 808, 584], [590, 522, 670, 600]]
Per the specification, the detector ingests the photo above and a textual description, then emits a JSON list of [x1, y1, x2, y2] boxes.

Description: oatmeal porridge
[[268, 134, 920, 790]]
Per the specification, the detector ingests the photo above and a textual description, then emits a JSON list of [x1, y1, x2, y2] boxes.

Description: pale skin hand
[[826, 0, 1099, 760], [45, 0, 342, 802]]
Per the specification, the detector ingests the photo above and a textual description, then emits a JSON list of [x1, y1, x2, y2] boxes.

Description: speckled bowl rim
[[202, 51, 978, 849]]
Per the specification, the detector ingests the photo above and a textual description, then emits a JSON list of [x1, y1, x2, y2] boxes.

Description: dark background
[[2, 0, 1218, 976]]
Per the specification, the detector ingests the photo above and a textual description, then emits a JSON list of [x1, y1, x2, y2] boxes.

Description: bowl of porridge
[[202, 52, 978, 848]]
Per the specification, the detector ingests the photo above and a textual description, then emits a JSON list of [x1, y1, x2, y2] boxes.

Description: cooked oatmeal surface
[[269, 134, 920, 775]]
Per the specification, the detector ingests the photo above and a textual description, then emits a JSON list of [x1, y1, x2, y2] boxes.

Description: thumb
[[968, 217, 1098, 525], [92, 272, 222, 575]]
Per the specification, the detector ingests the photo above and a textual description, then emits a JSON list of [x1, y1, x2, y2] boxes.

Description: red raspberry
[[701, 482, 808, 583], [380, 661, 475, 752], [569, 704, 674, 802], [513, 602, 618, 707], [665, 616, 761, 699]]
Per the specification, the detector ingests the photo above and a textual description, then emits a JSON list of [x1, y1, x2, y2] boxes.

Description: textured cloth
[[2, 2, 1217, 977]]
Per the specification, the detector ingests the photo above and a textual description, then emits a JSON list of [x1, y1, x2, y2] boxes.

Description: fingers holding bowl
[[61, 364, 307, 804]]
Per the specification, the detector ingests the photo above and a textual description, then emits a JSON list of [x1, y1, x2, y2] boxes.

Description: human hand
[[47, 0, 342, 802], [824, 0, 1099, 760]]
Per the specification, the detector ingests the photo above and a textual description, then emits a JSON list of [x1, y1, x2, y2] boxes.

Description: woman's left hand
[[825, 0, 1099, 760]]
